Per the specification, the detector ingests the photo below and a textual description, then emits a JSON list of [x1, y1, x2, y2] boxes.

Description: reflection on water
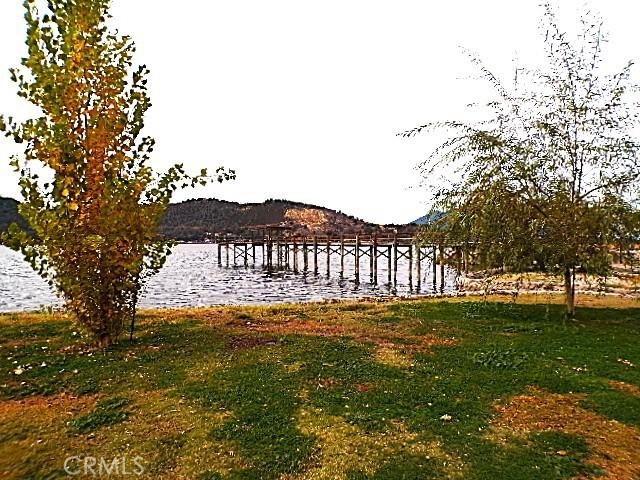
[[0, 244, 458, 312]]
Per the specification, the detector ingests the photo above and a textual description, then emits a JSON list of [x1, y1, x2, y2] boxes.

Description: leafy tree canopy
[[0, 0, 234, 345], [401, 3, 640, 316]]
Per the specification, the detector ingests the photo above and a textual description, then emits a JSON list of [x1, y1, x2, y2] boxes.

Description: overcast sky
[[0, 1, 637, 224]]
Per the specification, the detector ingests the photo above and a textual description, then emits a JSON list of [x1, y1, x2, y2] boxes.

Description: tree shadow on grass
[[179, 328, 609, 479], [1, 301, 638, 478]]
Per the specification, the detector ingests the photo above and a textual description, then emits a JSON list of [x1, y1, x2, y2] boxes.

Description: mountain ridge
[[0, 196, 416, 242], [0, 196, 27, 233], [412, 211, 446, 225]]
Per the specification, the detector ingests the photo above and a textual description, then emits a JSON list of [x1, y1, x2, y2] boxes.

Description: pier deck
[[215, 234, 466, 290]]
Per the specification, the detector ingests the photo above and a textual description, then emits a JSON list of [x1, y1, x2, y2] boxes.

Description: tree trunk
[[130, 280, 140, 342], [98, 333, 112, 349], [563, 267, 576, 319], [130, 301, 137, 342]]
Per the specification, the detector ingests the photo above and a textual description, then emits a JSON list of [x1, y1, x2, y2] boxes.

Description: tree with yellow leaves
[[1, 0, 234, 346]]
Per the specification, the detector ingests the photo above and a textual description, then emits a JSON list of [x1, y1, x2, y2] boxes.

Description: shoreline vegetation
[[457, 266, 640, 300], [1, 295, 639, 479]]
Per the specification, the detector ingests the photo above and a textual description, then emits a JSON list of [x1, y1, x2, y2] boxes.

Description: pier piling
[[355, 235, 360, 282], [214, 234, 457, 292], [313, 236, 318, 275], [372, 236, 378, 284]]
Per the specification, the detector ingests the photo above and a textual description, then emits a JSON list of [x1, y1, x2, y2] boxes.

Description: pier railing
[[214, 234, 467, 289]]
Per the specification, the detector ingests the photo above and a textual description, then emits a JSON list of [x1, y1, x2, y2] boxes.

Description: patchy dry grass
[[610, 380, 640, 397], [0, 295, 639, 479], [491, 387, 640, 480], [289, 407, 465, 479]]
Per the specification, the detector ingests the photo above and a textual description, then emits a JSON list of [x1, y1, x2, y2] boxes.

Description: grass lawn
[[0, 295, 639, 479]]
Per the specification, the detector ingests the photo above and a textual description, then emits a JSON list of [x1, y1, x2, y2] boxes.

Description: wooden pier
[[215, 233, 464, 291]]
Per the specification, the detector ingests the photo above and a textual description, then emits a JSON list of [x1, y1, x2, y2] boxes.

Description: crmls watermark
[[63, 456, 145, 477]]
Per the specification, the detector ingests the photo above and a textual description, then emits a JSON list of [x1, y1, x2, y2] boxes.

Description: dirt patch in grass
[[355, 383, 373, 393], [609, 380, 640, 397], [0, 392, 97, 418], [238, 317, 453, 350], [491, 387, 640, 480]]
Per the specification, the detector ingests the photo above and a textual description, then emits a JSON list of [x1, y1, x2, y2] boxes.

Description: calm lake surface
[[0, 244, 458, 312]]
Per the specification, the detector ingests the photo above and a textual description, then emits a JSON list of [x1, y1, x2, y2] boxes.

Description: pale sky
[[0, 0, 637, 224]]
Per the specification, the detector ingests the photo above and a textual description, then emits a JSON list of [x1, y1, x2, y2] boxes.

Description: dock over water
[[215, 232, 467, 292]]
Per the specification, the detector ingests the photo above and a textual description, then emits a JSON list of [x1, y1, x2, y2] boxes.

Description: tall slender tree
[[401, 3, 640, 317], [0, 0, 234, 346]]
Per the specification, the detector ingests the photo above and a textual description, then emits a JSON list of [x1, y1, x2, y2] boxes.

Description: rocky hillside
[[159, 198, 405, 241], [1, 197, 414, 242]]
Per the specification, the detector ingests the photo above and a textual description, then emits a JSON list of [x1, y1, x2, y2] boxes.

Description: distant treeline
[[0, 197, 27, 233]]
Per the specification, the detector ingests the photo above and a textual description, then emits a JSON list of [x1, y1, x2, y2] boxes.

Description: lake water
[[0, 244, 458, 312]]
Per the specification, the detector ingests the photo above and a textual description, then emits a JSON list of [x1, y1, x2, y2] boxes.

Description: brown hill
[[1, 197, 415, 242], [159, 198, 412, 241]]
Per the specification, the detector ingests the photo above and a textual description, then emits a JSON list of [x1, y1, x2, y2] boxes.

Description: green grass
[[0, 296, 638, 479], [70, 396, 130, 433]]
